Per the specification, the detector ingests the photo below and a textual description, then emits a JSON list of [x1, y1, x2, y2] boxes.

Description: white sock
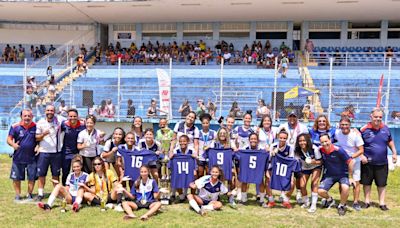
[[311, 192, 318, 207], [38, 188, 44, 196], [202, 204, 214, 211], [236, 188, 242, 200], [281, 193, 289, 202], [189, 199, 201, 213], [268, 195, 275, 202], [259, 193, 266, 203], [75, 196, 82, 205], [302, 196, 309, 204], [179, 194, 185, 200], [241, 192, 248, 202], [47, 194, 56, 207]]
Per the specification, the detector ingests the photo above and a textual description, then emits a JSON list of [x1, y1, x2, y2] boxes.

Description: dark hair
[[134, 165, 152, 190], [105, 127, 126, 144], [294, 133, 313, 158], [131, 116, 143, 134], [187, 111, 197, 120], [179, 134, 190, 142], [210, 165, 225, 182], [143, 128, 154, 135], [258, 115, 272, 128], [278, 129, 289, 137], [248, 132, 259, 141], [340, 116, 351, 124], [319, 132, 331, 140], [67, 108, 78, 115], [200, 113, 212, 122]]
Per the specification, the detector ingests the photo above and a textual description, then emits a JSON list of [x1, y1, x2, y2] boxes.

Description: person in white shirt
[[35, 105, 63, 201], [334, 117, 364, 211], [77, 115, 104, 173]]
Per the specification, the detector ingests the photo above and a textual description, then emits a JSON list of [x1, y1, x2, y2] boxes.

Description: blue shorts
[[319, 176, 349, 191], [202, 199, 211, 205], [10, 161, 37, 181], [37, 152, 62, 177], [301, 167, 322, 176], [72, 196, 76, 203]]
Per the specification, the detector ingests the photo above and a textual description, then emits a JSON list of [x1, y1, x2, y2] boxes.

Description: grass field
[[0, 154, 399, 227]]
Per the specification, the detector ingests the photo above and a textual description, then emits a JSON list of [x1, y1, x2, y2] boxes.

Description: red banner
[[376, 74, 384, 107]]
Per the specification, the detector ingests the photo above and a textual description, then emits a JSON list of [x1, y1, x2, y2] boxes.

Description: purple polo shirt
[[361, 123, 392, 165], [8, 121, 37, 164]]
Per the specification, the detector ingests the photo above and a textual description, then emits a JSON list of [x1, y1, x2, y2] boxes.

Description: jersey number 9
[[217, 153, 224, 165]]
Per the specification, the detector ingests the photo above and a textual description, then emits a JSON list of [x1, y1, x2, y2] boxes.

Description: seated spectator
[[386, 46, 394, 58], [97, 100, 108, 117], [207, 99, 217, 119], [223, 51, 232, 64], [24, 86, 38, 109], [195, 99, 207, 118], [57, 100, 68, 118], [229, 101, 242, 118], [106, 99, 116, 118], [146, 99, 167, 117], [256, 99, 270, 118], [178, 99, 192, 118], [18, 44, 25, 63], [27, 76, 37, 93]]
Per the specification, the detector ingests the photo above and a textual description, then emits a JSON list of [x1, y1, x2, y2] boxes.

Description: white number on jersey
[[275, 162, 288, 176], [177, 161, 189, 174], [217, 153, 224, 165], [249, 155, 257, 169], [131, 155, 143, 168]]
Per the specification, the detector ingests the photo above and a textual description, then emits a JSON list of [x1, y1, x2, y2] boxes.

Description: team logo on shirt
[[19, 130, 24, 137], [146, 185, 152, 191], [215, 187, 219, 191]]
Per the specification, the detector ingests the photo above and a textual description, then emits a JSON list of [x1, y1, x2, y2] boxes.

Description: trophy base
[[161, 199, 170, 205]]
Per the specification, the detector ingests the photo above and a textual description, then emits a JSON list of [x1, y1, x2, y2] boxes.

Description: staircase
[[299, 66, 324, 114]]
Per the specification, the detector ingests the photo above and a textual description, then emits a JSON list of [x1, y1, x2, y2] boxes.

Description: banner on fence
[[156, 69, 172, 119]]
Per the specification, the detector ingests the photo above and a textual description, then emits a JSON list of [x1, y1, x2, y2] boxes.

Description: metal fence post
[[273, 56, 278, 122], [345, 52, 348, 67], [169, 57, 173, 119], [23, 58, 27, 109], [117, 57, 121, 121], [328, 57, 333, 122], [219, 57, 224, 117], [70, 58, 74, 107], [384, 58, 392, 124]]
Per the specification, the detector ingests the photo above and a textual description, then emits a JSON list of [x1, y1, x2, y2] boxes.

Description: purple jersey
[[309, 127, 336, 147], [320, 145, 352, 177], [361, 123, 392, 165], [238, 150, 269, 184], [170, 154, 196, 189], [270, 154, 301, 191], [206, 148, 233, 180], [118, 146, 157, 181], [131, 179, 159, 203], [8, 122, 37, 164], [61, 120, 85, 158]]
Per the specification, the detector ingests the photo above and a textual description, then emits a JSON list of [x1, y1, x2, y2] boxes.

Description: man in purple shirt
[[318, 133, 355, 216], [7, 109, 37, 202], [360, 108, 397, 211]]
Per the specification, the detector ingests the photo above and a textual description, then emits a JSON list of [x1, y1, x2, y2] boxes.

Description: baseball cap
[[288, 110, 298, 117]]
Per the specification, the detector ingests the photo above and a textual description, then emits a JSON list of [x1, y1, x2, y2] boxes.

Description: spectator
[[97, 100, 108, 117], [24, 86, 38, 110], [27, 76, 37, 93], [127, 99, 136, 118], [106, 99, 116, 118], [207, 99, 217, 119], [386, 46, 394, 58], [179, 99, 192, 118], [195, 99, 207, 118], [279, 53, 289, 78], [304, 39, 314, 53], [18, 44, 26, 63], [256, 99, 270, 118], [57, 100, 68, 118], [229, 101, 242, 118], [46, 66, 53, 79]]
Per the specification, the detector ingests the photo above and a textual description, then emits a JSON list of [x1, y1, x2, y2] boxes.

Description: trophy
[[60, 198, 67, 213], [159, 156, 170, 205]]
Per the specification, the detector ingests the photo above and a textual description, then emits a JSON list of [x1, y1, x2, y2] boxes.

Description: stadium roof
[[0, 0, 398, 24]]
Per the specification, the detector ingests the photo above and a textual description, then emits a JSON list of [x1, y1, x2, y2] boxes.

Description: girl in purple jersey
[[130, 116, 143, 146], [101, 127, 126, 181]]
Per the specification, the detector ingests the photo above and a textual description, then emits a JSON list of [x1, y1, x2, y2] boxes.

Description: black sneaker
[[337, 205, 346, 216], [379, 205, 389, 211], [352, 202, 362, 211], [38, 202, 51, 211], [256, 196, 260, 201], [323, 198, 335, 208], [37, 195, 44, 202], [364, 203, 371, 209], [169, 195, 176, 204]]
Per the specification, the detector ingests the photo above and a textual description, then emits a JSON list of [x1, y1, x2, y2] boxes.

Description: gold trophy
[[159, 155, 170, 205], [60, 198, 66, 213]]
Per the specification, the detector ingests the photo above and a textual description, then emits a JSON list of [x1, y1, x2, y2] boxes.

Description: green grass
[[1, 154, 400, 227]]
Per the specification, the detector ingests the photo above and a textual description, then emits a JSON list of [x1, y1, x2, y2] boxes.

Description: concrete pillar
[[300, 21, 309, 50], [381, 20, 388, 47], [177, 22, 183, 43], [340, 20, 348, 47], [135, 23, 142, 46], [250, 21, 256, 41], [287, 21, 294, 50], [108, 23, 114, 45]]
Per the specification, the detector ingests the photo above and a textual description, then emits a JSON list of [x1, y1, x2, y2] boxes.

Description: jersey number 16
[[131, 156, 143, 168]]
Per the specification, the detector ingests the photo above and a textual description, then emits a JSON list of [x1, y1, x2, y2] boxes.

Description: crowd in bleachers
[[93, 40, 295, 68]]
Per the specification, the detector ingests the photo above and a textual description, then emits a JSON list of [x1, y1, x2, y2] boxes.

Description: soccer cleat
[[323, 198, 335, 209], [37, 202, 51, 210], [72, 202, 80, 212], [266, 201, 276, 208], [229, 201, 238, 209], [14, 195, 22, 203], [282, 201, 292, 209], [24, 194, 34, 203], [379, 205, 389, 211], [114, 204, 124, 212], [352, 203, 362, 211], [199, 208, 207, 216], [301, 201, 311, 208], [364, 203, 371, 209], [337, 205, 347, 216], [37, 195, 44, 202], [170, 195, 176, 204], [308, 206, 317, 213]]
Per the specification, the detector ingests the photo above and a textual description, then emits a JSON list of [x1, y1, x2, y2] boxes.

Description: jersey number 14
[[177, 161, 189, 174]]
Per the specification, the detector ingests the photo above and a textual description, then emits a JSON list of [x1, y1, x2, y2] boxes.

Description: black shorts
[[360, 163, 388, 187], [135, 201, 151, 209]]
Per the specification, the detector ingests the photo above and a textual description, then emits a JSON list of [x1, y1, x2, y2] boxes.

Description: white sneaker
[[301, 201, 310, 208], [105, 203, 114, 209], [114, 204, 124, 212], [308, 206, 317, 213]]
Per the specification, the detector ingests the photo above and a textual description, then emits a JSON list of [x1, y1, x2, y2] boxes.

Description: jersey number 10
[[177, 161, 189, 174], [275, 162, 288, 176], [131, 156, 143, 168]]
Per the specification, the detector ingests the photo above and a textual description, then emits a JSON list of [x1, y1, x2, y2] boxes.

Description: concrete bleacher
[[309, 68, 400, 122]]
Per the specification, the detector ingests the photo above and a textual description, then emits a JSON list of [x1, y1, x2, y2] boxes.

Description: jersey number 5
[[177, 161, 189, 174], [249, 155, 257, 169], [131, 156, 143, 168]]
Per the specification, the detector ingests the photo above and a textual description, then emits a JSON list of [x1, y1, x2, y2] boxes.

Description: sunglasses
[[94, 163, 102, 166]]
